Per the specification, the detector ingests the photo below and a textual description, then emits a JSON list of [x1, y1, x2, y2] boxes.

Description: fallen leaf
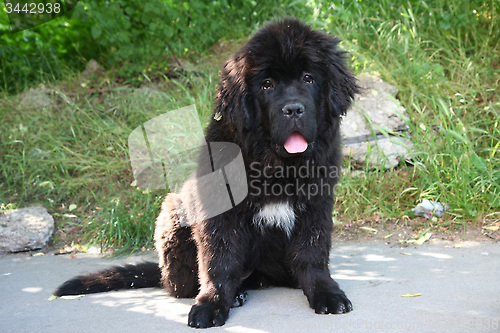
[[56, 243, 88, 255], [359, 226, 378, 234], [69, 204, 77, 212], [400, 252, 412, 256], [415, 232, 432, 245], [48, 295, 58, 301], [384, 233, 393, 239], [454, 244, 462, 248], [482, 226, 499, 231], [32, 253, 44, 257], [401, 293, 422, 297], [60, 295, 85, 300]]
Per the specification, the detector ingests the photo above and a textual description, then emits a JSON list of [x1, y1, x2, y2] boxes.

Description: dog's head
[[216, 18, 358, 159]]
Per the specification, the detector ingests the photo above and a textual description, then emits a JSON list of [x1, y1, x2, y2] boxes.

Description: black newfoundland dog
[[55, 18, 358, 328]]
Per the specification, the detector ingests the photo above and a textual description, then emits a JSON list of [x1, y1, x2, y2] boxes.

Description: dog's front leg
[[188, 217, 248, 328], [288, 219, 353, 315]]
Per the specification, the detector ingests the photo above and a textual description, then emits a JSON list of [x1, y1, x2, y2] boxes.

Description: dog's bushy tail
[[54, 262, 161, 296]]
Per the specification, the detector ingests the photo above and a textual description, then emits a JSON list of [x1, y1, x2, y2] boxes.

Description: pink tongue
[[284, 132, 308, 154]]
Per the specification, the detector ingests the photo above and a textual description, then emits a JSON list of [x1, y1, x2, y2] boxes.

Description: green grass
[[87, 188, 164, 255], [1, 0, 498, 252], [322, 0, 500, 225], [0, 73, 217, 251]]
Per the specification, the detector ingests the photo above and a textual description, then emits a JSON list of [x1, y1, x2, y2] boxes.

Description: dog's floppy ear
[[215, 53, 253, 132], [322, 37, 359, 116]]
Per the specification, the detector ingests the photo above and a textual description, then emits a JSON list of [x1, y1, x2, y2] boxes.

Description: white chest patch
[[253, 202, 295, 237]]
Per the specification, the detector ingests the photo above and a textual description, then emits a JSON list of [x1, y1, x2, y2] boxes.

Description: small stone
[[0, 206, 54, 253]]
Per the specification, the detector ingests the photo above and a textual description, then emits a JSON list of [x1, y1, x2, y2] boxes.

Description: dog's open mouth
[[284, 132, 308, 154]]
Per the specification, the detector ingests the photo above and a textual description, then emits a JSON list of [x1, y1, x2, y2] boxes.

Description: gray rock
[[0, 206, 54, 252], [82, 59, 105, 78], [341, 73, 413, 169], [19, 84, 53, 109], [343, 135, 414, 169]]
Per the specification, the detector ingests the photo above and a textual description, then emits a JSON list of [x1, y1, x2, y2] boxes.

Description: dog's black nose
[[282, 103, 305, 117]]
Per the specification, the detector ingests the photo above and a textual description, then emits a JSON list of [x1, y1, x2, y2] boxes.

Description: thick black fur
[[54, 262, 161, 296], [54, 18, 358, 328]]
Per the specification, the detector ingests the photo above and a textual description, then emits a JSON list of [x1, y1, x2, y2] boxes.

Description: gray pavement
[[1, 241, 499, 332]]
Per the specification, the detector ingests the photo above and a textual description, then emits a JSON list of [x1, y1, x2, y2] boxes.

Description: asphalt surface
[[1, 241, 499, 333]]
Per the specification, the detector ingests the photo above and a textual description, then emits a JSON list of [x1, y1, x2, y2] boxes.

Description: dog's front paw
[[232, 289, 248, 308], [312, 292, 353, 314], [188, 303, 229, 328]]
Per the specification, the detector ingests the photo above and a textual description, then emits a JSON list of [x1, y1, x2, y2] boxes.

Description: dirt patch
[[50, 215, 498, 255], [51, 223, 85, 253], [334, 217, 499, 246]]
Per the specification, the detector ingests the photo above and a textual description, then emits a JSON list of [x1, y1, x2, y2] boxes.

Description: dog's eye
[[303, 74, 314, 84], [262, 79, 274, 90]]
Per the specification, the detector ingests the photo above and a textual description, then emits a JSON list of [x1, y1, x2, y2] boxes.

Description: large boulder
[[0, 206, 54, 253], [342, 73, 413, 169]]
